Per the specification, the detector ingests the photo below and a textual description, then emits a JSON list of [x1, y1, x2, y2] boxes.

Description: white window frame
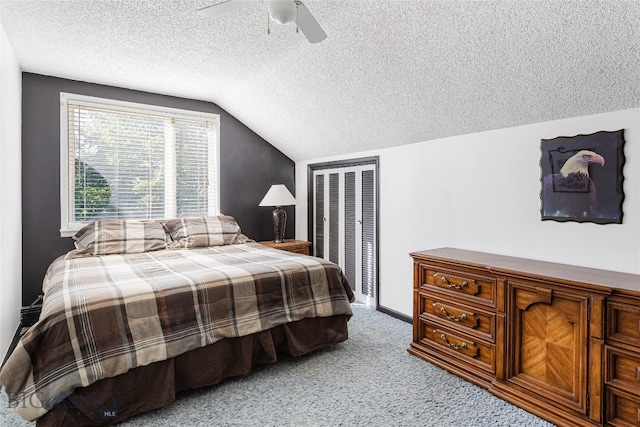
[[60, 93, 221, 237]]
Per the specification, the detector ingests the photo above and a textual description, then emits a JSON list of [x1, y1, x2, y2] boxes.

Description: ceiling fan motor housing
[[269, 0, 297, 24]]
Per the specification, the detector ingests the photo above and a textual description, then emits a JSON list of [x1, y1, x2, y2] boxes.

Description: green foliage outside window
[[74, 159, 111, 222]]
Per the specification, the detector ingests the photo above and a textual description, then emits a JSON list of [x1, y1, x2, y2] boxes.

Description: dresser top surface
[[411, 247, 640, 294]]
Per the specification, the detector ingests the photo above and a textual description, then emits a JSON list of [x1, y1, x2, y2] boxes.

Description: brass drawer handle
[[440, 333, 467, 351], [440, 307, 467, 322], [440, 276, 468, 290]]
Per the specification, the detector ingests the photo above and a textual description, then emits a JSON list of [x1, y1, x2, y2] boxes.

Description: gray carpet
[[1, 303, 555, 426]]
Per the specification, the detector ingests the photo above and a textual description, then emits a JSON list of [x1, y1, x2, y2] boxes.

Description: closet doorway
[[307, 157, 379, 308]]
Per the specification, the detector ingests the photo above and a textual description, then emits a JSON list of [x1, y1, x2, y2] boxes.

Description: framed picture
[[540, 129, 625, 224]]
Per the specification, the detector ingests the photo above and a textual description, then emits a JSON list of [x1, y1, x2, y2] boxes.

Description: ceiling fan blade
[[198, 0, 259, 18], [294, 1, 327, 43]]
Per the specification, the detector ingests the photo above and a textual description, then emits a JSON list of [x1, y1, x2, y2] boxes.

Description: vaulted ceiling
[[1, 0, 639, 161]]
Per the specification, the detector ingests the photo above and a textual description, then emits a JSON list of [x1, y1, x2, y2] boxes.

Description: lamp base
[[272, 206, 287, 244]]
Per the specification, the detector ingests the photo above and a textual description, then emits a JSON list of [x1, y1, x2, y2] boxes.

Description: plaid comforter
[[0, 243, 354, 421]]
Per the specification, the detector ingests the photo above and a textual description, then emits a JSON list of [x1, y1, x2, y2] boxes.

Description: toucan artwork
[[540, 130, 625, 224]]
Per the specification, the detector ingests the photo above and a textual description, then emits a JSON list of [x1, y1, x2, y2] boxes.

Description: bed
[[0, 216, 354, 426]]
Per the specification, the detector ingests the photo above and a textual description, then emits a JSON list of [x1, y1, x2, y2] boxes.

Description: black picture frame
[[540, 129, 625, 224]]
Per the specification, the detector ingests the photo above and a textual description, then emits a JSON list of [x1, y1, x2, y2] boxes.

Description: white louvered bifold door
[[360, 169, 376, 302], [313, 165, 376, 306]]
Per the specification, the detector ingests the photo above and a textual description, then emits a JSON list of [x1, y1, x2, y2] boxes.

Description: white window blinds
[[60, 93, 220, 237]]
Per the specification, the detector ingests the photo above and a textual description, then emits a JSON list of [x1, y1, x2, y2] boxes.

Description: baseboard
[[377, 305, 412, 323]]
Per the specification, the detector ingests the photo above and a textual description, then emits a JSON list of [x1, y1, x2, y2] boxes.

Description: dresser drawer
[[419, 263, 498, 308], [417, 318, 495, 375], [606, 387, 640, 426], [286, 247, 311, 255], [418, 292, 495, 342], [607, 300, 640, 350], [606, 346, 640, 395]]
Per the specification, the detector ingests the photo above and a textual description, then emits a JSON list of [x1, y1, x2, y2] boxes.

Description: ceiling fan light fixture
[[269, 0, 297, 25]]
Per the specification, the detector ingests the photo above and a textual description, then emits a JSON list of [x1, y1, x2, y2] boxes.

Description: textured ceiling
[[1, 0, 639, 161]]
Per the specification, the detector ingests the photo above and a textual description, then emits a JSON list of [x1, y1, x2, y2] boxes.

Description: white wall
[[296, 108, 640, 316], [0, 24, 23, 360]]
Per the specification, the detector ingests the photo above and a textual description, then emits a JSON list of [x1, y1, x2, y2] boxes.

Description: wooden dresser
[[409, 248, 640, 427]]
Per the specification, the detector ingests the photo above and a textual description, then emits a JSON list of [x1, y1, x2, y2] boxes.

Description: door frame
[[307, 156, 380, 309]]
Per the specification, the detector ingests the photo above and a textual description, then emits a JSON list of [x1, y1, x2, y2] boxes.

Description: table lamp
[[259, 184, 296, 243]]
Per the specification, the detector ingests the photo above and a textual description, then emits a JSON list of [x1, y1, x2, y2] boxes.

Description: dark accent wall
[[22, 73, 295, 305]]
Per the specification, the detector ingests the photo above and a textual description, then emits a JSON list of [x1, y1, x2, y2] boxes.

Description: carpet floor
[[1, 303, 555, 426]]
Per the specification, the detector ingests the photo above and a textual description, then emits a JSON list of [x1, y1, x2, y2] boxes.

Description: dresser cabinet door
[[506, 280, 591, 416]]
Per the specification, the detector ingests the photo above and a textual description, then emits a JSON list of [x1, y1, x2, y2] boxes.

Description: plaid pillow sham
[[68, 220, 168, 258], [164, 215, 247, 248]]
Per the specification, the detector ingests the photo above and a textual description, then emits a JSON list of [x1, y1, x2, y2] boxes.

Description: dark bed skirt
[[35, 314, 350, 426]]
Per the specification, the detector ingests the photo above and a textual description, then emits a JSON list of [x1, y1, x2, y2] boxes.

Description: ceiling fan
[[198, 0, 327, 43]]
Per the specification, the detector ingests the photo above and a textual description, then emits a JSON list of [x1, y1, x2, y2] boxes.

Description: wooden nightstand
[[259, 239, 312, 256]]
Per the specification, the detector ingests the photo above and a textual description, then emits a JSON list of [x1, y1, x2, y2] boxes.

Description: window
[[60, 93, 220, 237]]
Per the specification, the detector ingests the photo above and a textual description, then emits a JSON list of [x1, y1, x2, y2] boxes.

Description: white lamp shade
[[259, 184, 296, 207]]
